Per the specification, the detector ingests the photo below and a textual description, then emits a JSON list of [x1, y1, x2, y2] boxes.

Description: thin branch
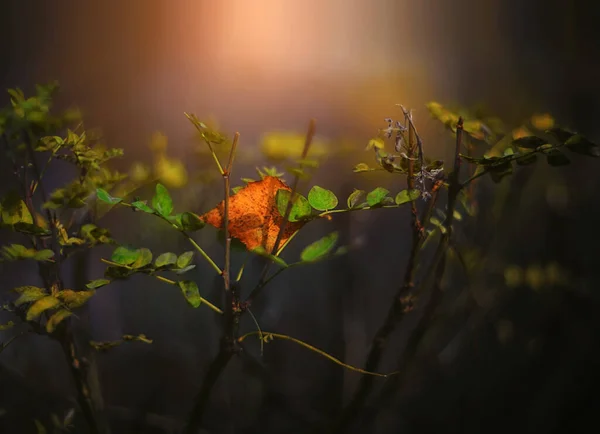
[[238, 332, 398, 377], [183, 130, 240, 434], [185, 112, 225, 175], [119, 202, 223, 275], [99, 259, 224, 315], [270, 119, 316, 257]]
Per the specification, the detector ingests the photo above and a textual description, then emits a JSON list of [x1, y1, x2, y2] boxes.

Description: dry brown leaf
[[200, 176, 306, 252]]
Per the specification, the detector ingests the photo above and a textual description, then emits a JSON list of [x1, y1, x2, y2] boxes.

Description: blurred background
[[1, 0, 600, 433]]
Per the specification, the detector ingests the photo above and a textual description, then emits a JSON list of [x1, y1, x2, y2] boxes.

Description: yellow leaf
[[366, 137, 385, 151], [26, 296, 60, 321], [46, 309, 73, 333], [149, 131, 168, 152], [260, 132, 328, 161], [130, 162, 151, 182], [14, 286, 47, 306], [531, 113, 555, 130], [154, 155, 188, 188], [56, 289, 95, 309], [512, 126, 532, 140], [504, 265, 523, 288], [35, 213, 48, 229]]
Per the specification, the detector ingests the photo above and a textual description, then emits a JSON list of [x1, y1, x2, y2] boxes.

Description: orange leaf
[[200, 176, 306, 252]]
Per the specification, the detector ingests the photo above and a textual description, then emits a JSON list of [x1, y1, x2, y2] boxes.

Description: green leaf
[[251, 246, 288, 268], [131, 248, 153, 269], [275, 190, 312, 222], [152, 183, 173, 216], [512, 136, 546, 149], [180, 212, 205, 231], [395, 189, 421, 205], [57, 290, 95, 309], [80, 224, 113, 245], [131, 200, 154, 213], [14, 286, 47, 306], [1, 192, 33, 225], [104, 266, 134, 280], [1, 244, 54, 262], [307, 186, 338, 211], [177, 281, 202, 308], [366, 187, 389, 206], [347, 189, 365, 209], [86, 279, 111, 289], [46, 309, 73, 333], [564, 134, 600, 157], [155, 252, 177, 268], [33, 250, 55, 261], [300, 231, 339, 262], [96, 188, 122, 205], [110, 246, 140, 265], [177, 251, 194, 268], [26, 296, 60, 321], [173, 264, 196, 274]]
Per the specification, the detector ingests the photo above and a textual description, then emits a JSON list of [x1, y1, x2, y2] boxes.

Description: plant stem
[[25, 136, 103, 434], [183, 345, 233, 434], [59, 330, 101, 434], [238, 332, 397, 377], [183, 131, 240, 434], [360, 118, 466, 429], [99, 259, 224, 315], [330, 114, 456, 434]]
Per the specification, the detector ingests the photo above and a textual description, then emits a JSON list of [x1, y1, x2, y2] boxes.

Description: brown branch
[[184, 132, 240, 434], [359, 119, 470, 429], [331, 117, 463, 434]]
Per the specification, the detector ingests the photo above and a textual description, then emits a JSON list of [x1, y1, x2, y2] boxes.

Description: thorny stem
[[183, 131, 240, 434], [247, 119, 316, 306]]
